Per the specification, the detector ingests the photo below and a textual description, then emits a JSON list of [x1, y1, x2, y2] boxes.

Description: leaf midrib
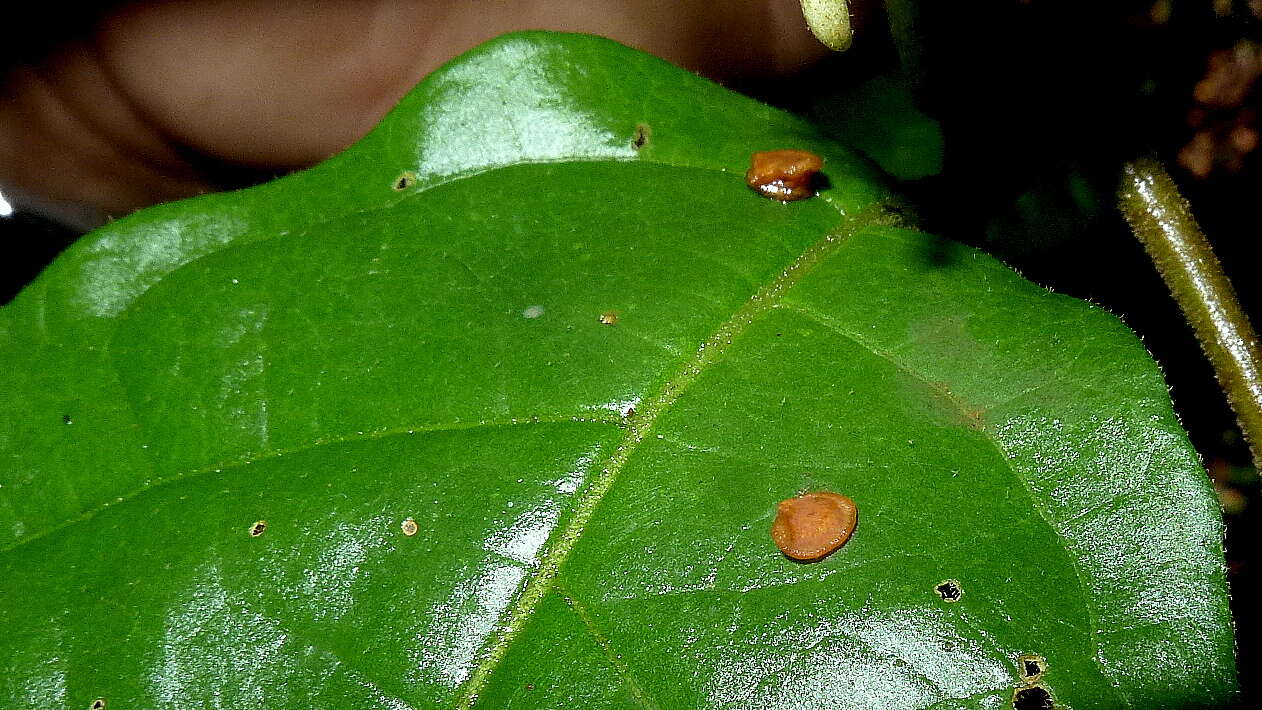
[[452, 199, 902, 707]]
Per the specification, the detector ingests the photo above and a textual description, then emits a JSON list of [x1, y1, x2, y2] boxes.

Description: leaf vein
[[0, 415, 619, 556], [451, 201, 905, 707], [778, 300, 1129, 707]]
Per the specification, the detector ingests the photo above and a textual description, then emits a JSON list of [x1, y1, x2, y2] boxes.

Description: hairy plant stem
[[1119, 157, 1262, 470]]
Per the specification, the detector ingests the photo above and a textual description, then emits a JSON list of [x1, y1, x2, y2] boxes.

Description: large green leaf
[[0, 32, 1236, 709]]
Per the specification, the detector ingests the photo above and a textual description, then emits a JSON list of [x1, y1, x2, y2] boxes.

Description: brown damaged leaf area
[[770, 491, 858, 561]]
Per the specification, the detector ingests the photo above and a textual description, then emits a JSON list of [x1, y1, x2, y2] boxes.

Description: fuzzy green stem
[[1119, 158, 1262, 470]]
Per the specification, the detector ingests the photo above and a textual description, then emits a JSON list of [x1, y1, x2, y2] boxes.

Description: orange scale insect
[[745, 150, 824, 202], [770, 491, 857, 561]]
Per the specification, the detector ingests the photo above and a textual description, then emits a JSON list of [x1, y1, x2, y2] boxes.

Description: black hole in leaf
[[1018, 653, 1046, 680], [90, 699, 107, 710], [935, 580, 962, 602], [249, 520, 267, 537], [1013, 686, 1053, 710], [392, 171, 418, 191], [811, 171, 832, 193]]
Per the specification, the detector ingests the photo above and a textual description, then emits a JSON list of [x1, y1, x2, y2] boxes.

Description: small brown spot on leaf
[[935, 579, 963, 602], [770, 491, 857, 561], [746, 150, 824, 202], [632, 124, 651, 150], [248, 520, 267, 537], [392, 171, 418, 191], [599, 311, 619, 326], [401, 518, 418, 536]]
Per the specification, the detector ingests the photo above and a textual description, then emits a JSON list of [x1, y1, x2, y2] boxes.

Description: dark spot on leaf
[[1019, 653, 1047, 681], [62, 414, 72, 424], [964, 408, 986, 431], [883, 202, 909, 220], [526, 683, 535, 691], [936, 579, 962, 602], [249, 520, 267, 537], [632, 123, 650, 150], [1012, 684, 1054, 710], [392, 171, 418, 191], [90, 699, 107, 710]]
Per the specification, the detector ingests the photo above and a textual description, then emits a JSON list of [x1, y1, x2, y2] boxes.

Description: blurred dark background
[[3, 0, 1259, 705]]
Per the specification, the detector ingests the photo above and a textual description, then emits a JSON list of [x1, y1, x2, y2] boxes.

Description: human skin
[[0, 0, 860, 228]]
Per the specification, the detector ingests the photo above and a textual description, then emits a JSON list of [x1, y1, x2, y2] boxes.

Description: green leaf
[[804, 74, 943, 181], [0, 32, 1236, 709]]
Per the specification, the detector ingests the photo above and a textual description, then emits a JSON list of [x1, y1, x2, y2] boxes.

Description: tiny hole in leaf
[[401, 518, 418, 536], [90, 699, 107, 710], [1012, 685, 1053, 710], [935, 579, 962, 602], [1019, 653, 1047, 680], [632, 123, 651, 150], [249, 520, 267, 537], [392, 171, 418, 191]]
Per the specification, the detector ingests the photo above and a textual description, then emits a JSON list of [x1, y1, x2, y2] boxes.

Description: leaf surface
[[0, 32, 1236, 710]]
